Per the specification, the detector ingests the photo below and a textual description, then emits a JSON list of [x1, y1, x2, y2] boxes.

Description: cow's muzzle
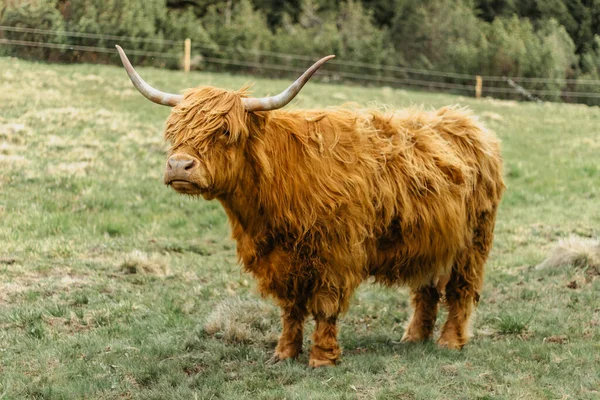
[[163, 154, 204, 194]]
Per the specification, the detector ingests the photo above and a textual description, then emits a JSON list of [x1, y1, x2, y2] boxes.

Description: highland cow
[[116, 46, 505, 367]]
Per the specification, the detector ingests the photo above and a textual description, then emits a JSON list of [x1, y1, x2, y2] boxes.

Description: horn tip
[[115, 45, 125, 57]]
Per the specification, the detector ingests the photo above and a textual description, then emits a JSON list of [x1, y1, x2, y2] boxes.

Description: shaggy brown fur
[[163, 86, 505, 366]]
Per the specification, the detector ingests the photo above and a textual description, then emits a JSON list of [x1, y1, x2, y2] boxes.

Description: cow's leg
[[438, 254, 485, 349], [309, 314, 341, 368], [438, 210, 496, 349], [401, 284, 440, 342], [267, 304, 307, 364], [437, 274, 476, 349], [308, 287, 348, 367]]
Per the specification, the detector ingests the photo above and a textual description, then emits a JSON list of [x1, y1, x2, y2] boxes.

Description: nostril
[[183, 159, 196, 170]]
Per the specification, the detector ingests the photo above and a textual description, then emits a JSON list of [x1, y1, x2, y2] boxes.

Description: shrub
[[270, 0, 342, 76], [63, 0, 172, 65], [391, 0, 484, 72], [481, 16, 577, 101], [577, 36, 600, 105], [202, 0, 274, 72], [0, 0, 66, 60], [1, 0, 214, 68], [336, 0, 392, 66], [271, 0, 395, 80]]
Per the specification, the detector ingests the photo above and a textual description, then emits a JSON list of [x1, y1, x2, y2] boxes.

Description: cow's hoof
[[266, 348, 300, 365], [436, 336, 464, 350], [308, 357, 338, 368], [400, 331, 427, 343]]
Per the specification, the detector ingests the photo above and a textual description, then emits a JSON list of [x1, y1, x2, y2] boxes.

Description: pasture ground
[[0, 57, 599, 399]]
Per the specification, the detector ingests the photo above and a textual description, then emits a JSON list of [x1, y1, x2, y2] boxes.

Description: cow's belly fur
[[242, 230, 459, 318]]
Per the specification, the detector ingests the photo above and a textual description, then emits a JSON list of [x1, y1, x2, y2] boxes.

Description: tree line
[[2, 0, 600, 104]]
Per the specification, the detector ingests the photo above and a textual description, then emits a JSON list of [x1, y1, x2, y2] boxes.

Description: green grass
[[1, 56, 599, 399]]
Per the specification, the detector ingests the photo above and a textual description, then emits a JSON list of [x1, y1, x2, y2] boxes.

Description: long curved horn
[[115, 45, 183, 107], [242, 55, 335, 112]]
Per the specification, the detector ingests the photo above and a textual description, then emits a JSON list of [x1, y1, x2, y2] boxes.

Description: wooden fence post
[[184, 38, 191, 73], [475, 75, 482, 99]]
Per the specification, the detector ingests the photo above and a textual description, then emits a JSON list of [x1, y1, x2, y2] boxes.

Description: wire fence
[[0, 38, 178, 58], [2, 25, 600, 102]]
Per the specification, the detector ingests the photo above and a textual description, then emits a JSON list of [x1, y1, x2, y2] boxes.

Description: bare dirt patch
[[543, 335, 569, 344], [0, 265, 92, 304], [43, 312, 95, 335]]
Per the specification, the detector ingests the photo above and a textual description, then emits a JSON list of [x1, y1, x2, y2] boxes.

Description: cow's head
[[116, 46, 333, 200]]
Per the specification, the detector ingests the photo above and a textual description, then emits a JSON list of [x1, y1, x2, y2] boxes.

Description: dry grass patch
[[536, 236, 600, 273], [483, 98, 518, 107], [72, 73, 106, 84], [22, 107, 84, 124], [103, 87, 137, 100], [0, 153, 29, 166], [0, 122, 30, 143], [46, 134, 72, 149], [204, 297, 279, 345], [119, 250, 171, 276], [481, 111, 503, 121], [0, 141, 26, 156], [46, 162, 90, 177]]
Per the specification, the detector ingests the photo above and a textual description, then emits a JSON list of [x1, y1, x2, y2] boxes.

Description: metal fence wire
[[2, 25, 600, 101]]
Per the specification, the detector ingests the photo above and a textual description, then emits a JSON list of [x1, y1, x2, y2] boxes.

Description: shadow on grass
[[341, 333, 463, 360]]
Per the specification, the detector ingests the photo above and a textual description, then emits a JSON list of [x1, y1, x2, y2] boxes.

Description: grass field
[[1, 56, 599, 399]]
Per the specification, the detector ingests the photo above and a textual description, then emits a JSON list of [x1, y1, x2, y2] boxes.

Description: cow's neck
[[217, 170, 272, 267], [217, 112, 312, 249], [216, 161, 267, 242]]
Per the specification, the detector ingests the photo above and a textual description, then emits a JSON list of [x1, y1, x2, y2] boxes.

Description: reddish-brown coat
[[164, 86, 505, 366]]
